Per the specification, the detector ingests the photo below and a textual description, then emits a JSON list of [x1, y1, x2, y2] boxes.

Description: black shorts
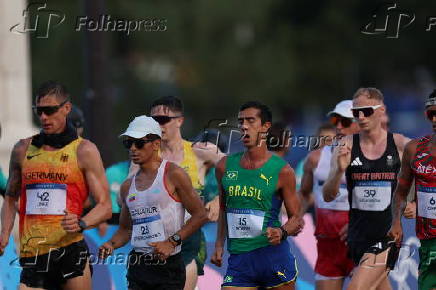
[[127, 251, 186, 290], [20, 239, 91, 289], [348, 237, 396, 265]]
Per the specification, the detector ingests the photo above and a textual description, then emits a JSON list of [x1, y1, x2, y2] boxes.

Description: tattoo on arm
[[6, 141, 25, 198]]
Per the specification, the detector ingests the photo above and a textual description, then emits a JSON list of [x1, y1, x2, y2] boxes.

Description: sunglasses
[[122, 138, 155, 149], [426, 110, 436, 121], [151, 115, 182, 125], [33, 99, 68, 116], [351, 105, 382, 118], [329, 115, 354, 128]]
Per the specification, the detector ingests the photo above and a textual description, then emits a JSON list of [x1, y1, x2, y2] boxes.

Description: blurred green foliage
[[29, 0, 436, 164]]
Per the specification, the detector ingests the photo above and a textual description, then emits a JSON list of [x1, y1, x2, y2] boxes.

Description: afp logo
[[361, 3, 436, 39], [361, 3, 415, 39]]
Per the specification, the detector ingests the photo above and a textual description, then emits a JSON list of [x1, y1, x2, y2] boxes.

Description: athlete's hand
[[337, 144, 351, 172], [403, 201, 416, 219], [339, 223, 348, 242], [211, 246, 224, 267], [285, 216, 305, 236], [149, 241, 175, 260], [192, 142, 224, 163], [266, 227, 282, 245], [98, 222, 109, 237], [99, 241, 114, 259], [0, 233, 9, 256], [387, 221, 403, 247], [61, 210, 80, 233], [205, 196, 219, 222]]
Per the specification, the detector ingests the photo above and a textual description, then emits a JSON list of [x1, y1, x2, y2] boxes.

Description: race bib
[[227, 208, 265, 238], [352, 181, 391, 211], [132, 215, 165, 248], [417, 186, 436, 219], [26, 183, 66, 215], [318, 184, 349, 211]]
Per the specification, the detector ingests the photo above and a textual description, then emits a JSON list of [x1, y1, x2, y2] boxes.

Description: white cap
[[327, 100, 353, 119], [119, 115, 162, 139]]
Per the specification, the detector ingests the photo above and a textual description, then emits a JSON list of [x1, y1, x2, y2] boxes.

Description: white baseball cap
[[327, 100, 353, 119], [119, 115, 162, 139]]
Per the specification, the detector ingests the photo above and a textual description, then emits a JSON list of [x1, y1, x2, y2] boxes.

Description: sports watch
[[78, 219, 87, 233], [279, 226, 288, 241], [169, 234, 182, 246]]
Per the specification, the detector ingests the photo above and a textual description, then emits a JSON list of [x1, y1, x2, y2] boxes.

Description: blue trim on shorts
[[222, 240, 297, 288]]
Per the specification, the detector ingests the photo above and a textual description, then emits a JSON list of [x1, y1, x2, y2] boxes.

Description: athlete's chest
[[223, 170, 277, 202], [358, 140, 387, 160]]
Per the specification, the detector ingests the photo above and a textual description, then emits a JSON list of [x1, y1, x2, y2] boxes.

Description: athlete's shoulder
[[404, 138, 420, 155], [306, 148, 322, 167], [279, 162, 295, 176], [14, 137, 32, 152], [12, 138, 31, 164], [120, 177, 133, 200], [392, 133, 411, 151], [77, 138, 100, 156], [165, 160, 190, 180]]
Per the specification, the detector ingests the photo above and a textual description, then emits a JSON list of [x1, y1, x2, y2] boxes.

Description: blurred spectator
[[267, 121, 292, 158], [67, 105, 85, 136]]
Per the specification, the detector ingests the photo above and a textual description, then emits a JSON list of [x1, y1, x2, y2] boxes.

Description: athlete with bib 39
[[388, 90, 436, 290], [323, 88, 409, 289], [211, 101, 304, 290], [0, 81, 112, 290]]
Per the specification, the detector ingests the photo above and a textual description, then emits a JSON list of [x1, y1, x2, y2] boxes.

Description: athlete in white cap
[[99, 116, 207, 290], [300, 100, 359, 290]]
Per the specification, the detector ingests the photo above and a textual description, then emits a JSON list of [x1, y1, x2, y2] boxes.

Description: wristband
[[78, 219, 87, 233], [279, 226, 288, 241]]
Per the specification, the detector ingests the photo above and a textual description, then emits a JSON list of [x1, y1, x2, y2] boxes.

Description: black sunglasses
[[351, 105, 382, 118], [426, 110, 436, 121], [33, 99, 68, 116], [122, 138, 155, 149], [329, 115, 354, 128], [151, 115, 182, 125]]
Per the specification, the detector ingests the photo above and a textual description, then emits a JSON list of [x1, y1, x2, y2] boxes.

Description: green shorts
[[418, 238, 436, 290], [181, 230, 206, 276]]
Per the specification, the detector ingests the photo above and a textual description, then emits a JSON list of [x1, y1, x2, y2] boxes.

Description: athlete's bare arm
[[298, 150, 321, 214], [323, 135, 352, 202], [75, 140, 112, 229], [99, 179, 133, 258], [266, 165, 304, 245], [167, 162, 208, 240], [192, 142, 226, 222], [211, 156, 227, 267], [0, 139, 29, 255], [148, 162, 207, 260], [388, 139, 417, 246]]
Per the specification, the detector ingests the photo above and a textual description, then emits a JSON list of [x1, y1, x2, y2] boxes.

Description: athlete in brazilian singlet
[[212, 101, 304, 290]]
